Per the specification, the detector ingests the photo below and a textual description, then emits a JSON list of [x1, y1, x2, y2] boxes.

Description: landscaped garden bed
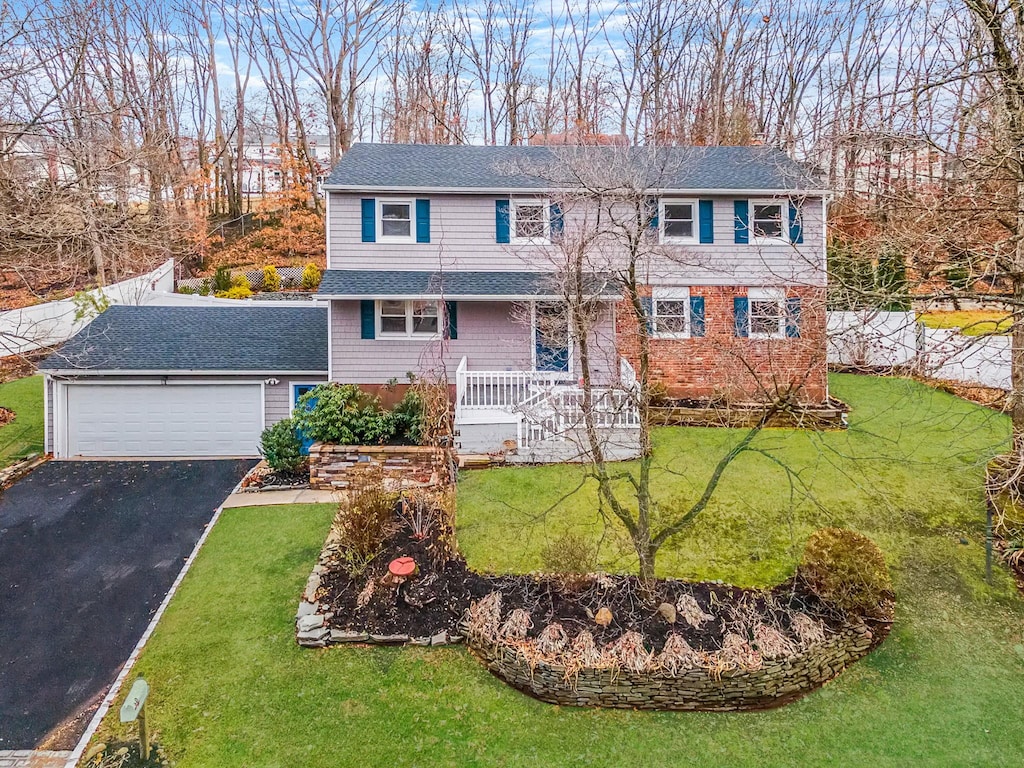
[[650, 396, 850, 429], [298, 474, 894, 711], [238, 460, 309, 491]]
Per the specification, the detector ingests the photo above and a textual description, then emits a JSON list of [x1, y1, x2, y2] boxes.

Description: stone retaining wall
[[308, 443, 449, 491], [467, 620, 888, 711]]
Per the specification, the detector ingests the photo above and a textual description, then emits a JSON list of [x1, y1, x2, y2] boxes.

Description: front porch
[[454, 356, 641, 462]]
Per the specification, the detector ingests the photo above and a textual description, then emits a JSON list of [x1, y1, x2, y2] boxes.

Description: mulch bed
[[319, 510, 844, 653], [239, 462, 309, 490]]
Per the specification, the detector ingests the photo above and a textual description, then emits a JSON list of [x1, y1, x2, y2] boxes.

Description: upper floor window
[[751, 201, 786, 242], [377, 299, 439, 337], [378, 199, 414, 242], [747, 288, 786, 338], [511, 199, 550, 244], [660, 199, 698, 244]]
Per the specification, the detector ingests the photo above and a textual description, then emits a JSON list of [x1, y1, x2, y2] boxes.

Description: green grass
[[919, 310, 1012, 336], [92, 375, 1024, 766], [0, 375, 44, 467]]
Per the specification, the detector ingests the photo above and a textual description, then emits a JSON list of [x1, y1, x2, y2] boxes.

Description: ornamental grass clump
[[499, 608, 533, 641], [656, 634, 701, 676], [465, 592, 503, 640], [332, 469, 399, 575], [605, 631, 654, 674], [798, 528, 894, 619], [790, 613, 827, 647], [752, 623, 797, 660]]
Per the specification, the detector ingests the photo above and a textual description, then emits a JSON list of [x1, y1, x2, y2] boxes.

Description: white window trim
[[651, 287, 691, 339], [377, 197, 415, 243], [659, 198, 699, 245], [747, 287, 786, 339], [511, 198, 551, 245], [375, 299, 442, 339], [749, 199, 789, 245]]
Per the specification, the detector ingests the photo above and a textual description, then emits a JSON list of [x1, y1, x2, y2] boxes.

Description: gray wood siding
[[330, 300, 617, 384], [327, 192, 825, 286], [264, 377, 328, 425]]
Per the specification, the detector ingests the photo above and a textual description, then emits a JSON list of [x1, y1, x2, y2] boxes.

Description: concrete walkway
[[222, 488, 340, 507], [0, 751, 70, 768]]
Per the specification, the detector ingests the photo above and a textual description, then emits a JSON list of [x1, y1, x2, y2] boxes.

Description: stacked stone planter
[[465, 619, 888, 712], [308, 444, 449, 490]]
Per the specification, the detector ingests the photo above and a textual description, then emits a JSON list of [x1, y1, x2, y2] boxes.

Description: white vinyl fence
[[0, 259, 175, 355], [827, 310, 1012, 390], [827, 310, 918, 368]]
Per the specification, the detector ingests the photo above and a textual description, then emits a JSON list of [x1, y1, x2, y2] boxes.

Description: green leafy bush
[[258, 418, 305, 473], [301, 262, 322, 290], [391, 388, 424, 444], [798, 528, 893, 619], [262, 265, 281, 292], [197, 279, 211, 296], [293, 383, 394, 445], [212, 265, 233, 293], [177, 285, 197, 295]]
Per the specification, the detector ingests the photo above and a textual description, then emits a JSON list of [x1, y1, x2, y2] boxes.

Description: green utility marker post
[[119, 678, 151, 760]]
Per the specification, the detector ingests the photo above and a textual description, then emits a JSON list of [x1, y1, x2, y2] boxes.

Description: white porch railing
[[454, 356, 640, 453], [516, 385, 640, 449], [455, 356, 575, 411]]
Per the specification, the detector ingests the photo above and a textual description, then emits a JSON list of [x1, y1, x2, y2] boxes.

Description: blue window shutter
[[550, 202, 564, 239], [640, 296, 654, 335], [786, 296, 801, 338], [446, 300, 458, 340], [361, 199, 376, 242], [734, 200, 749, 244], [690, 295, 706, 337], [416, 199, 431, 243], [646, 197, 659, 232], [495, 199, 511, 243], [698, 199, 714, 243], [734, 296, 749, 337], [360, 300, 375, 339], [788, 201, 803, 244]]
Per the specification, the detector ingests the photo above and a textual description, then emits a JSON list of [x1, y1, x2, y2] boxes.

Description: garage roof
[[39, 305, 328, 374], [317, 269, 620, 299]]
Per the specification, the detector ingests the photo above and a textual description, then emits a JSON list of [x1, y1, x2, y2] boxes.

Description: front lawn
[[90, 375, 1024, 766], [0, 375, 44, 467]]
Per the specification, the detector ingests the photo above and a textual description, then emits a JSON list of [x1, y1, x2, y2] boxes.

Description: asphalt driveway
[[0, 460, 254, 750]]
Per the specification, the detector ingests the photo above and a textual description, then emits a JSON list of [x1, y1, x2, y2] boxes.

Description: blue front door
[[293, 384, 319, 455], [535, 303, 570, 373]]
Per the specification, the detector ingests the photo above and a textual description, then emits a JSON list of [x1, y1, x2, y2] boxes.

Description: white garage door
[[64, 383, 263, 457]]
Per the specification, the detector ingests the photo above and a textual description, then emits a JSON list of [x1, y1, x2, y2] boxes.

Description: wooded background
[[1, 0, 1022, 311]]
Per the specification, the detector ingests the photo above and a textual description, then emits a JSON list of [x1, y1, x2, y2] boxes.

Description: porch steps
[[456, 453, 506, 469]]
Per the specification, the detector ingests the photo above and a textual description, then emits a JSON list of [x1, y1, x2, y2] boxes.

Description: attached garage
[[40, 305, 328, 458], [63, 382, 264, 457]]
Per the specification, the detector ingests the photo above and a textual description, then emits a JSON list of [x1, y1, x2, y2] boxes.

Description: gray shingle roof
[[324, 143, 822, 192], [317, 269, 619, 299], [39, 305, 327, 373]]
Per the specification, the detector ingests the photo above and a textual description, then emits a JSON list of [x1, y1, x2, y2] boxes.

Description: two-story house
[[39, 143, 827, 460], [318, 143, 828, 456]]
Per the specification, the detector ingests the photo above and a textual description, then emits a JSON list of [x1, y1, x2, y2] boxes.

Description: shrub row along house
[[39, 143, 826, 460]]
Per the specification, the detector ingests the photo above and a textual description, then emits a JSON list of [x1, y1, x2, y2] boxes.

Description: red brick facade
[[617, 285, 828, 405]]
